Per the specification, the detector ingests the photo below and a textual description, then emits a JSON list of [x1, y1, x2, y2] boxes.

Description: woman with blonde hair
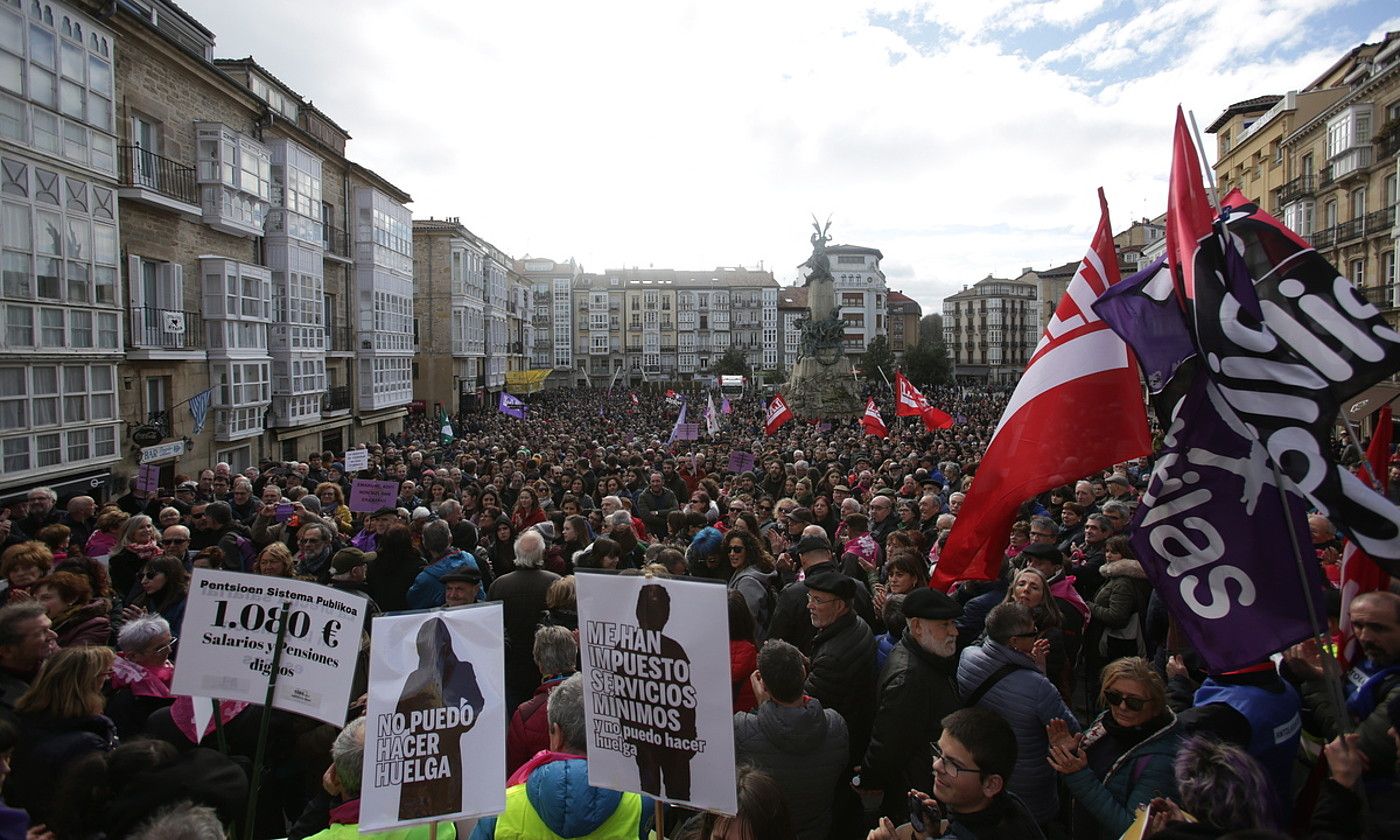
[[315, 481, 353, 533], [84, 507, 129, 560], [109, 514, 160, 599], [1046, 656, 1181, 839], [254, 542, 296, 578], [8, 645, 117, 825]]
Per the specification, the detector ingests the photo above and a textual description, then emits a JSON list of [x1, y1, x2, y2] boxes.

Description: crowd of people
[[0, 383, 1395, 839]]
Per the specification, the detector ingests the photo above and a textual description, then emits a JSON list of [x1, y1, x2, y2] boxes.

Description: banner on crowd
[[360, 604, 506, 832], [350, 479, 400, 513], [576, 572, 737, 815], [135, 464, 160, 494], [343, 448, 370, 473], [171, 569, 369, 726], [726, 450, 756, 473]]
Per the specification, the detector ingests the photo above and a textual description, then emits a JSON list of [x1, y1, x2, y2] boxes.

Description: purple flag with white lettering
[[498, 391, 525, 420], [1096, 259, 1325, 671]]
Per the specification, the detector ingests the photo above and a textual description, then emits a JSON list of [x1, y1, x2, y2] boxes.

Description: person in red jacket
[[730, 590, 759, 712], [505, 624, 577, 776]]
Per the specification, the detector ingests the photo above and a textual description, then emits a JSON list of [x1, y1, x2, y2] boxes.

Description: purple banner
[[727, 451, 756, 473], [136, 464, 160, 495], [349, 479, 399, 513], [672, 422, 700, 441]]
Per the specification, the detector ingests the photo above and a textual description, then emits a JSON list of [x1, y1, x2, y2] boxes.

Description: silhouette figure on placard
[[395, 616, 484, 820], [621, 583, 697, 802]]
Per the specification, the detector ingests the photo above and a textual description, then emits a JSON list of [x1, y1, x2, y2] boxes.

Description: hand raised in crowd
[[1142, 797, 1186, 837], [1283, 637, 1325, 680], [1045, 717, 1078, 751], [1047, 733, 1088, 774], [1324, 733, 1368, 788], [1165, 654, 1189, 681], [26, 826, 56, 840], [1030, 636, 1050, 670], [121, 604, 147, 622]]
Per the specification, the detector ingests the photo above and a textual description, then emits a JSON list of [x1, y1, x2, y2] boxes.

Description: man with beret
[[351, 506, 399, 553], [441, 568, 481, 609], [804, 569, 877, 769], [768, 533, 876, 653], [863, 588, 965, 820]]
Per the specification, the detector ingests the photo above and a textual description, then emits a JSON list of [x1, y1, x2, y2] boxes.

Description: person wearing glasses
[[867, 707, 1044, 840], [957, 602, 1077, 828], [156, 525, 194, 566], [1046, 657, 1180, 839], [106, 613, 176, 738], [725, 529, 776, 639], [121, 555, 188, 640]]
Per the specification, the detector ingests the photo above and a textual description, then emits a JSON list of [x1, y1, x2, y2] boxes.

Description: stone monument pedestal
[[785, 355, 862, 420]]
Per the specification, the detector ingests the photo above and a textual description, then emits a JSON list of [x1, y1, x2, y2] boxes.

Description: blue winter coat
[[406, 550, 483, 609], [957, 640, 1078, 823], [1062, 710, 1181, 838]]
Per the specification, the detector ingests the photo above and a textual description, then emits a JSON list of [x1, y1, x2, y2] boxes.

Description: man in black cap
[[805, 568, 877, 838], [863, 587, 965, 820], [804, 569, 876, 769], [441, 568, 482, 608], [328, 547, 381, 619], [768, 533, 875, 653]]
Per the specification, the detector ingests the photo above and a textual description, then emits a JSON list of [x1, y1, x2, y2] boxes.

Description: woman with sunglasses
[[724, 529, 775, 639], [1046, 657, 1181, 839], [121, 555, 189, 639]]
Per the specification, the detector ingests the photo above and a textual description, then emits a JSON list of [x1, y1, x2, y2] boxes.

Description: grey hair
[[1174, 736, 1277, 831], [27, 486, 56, 502], [547, 673, 587, 753], [0, 602, 47, 648], [1101, 500, 1131, 520], [986, 602, 1035, 644], [438, 499, 462, 518], [117, 614, 172, 653], [298, 521, 332, 543], [422, 519, 453, 556], [514, 530, 546, 569], [601, 495, 622, 510], [607, 510, 633, 529], [130, 803, 225, 840], [533, 625, 578, 676], [331, 716, 367, 792], [1086, 513, 1111, 532], [1029, 515, 1057, 535]]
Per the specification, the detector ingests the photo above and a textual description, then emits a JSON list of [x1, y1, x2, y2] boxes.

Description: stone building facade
[[941, 275, 1039, 384]]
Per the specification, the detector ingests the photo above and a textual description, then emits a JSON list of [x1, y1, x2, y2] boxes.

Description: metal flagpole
[[1339, 413, 1384, 490], [244, 601, 292, 840]]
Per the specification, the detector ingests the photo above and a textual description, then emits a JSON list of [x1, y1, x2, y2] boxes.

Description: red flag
[[894, 371, 929, 416], [1165, 106, 1217, 304], [861, 398, 888, 438], [764, 394, 794, 436], [932, 189, 1152, 590], [922, 406, 955, 431], [1339, 404, 1393, 669]]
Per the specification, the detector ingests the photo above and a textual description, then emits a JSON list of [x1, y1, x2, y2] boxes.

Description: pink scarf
[[507, 750, 586, 786], [110, 652, 174, 698], [128, 540, 162, 562]]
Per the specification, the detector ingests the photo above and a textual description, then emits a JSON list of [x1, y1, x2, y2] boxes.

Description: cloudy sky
[[184, 0, 1397, 312]]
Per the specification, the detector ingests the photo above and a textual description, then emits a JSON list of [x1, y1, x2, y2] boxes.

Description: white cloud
[[181, 0, 1386, 310]]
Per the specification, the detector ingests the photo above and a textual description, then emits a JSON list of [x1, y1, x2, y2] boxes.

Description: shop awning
[[506, 369, 553, 394], [1342, 383, 1400, 423]]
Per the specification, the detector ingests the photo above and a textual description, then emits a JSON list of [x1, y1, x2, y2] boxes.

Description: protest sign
[[343, 448, 369, 472], [361, 604, 506, 831], [135, 464, 160, 494], [726, 450, 756, 473], [350, 478, 399, 513], [576, 572, 737, 815], [673, 422, 699, 441], [171, 569, 368, 726]]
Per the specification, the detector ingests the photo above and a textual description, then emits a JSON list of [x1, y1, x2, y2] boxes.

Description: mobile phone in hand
[[908, 794, 935, 835]]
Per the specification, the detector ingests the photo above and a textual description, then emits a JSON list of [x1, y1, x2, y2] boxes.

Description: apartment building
[[826, 244, 888, 358], [0, 0, 415, 497], [886, 291, 922, 358], [1212, 33, 1399, 330], [412, 218, 528, 413], [941, 275, 1040, 384], [0, 0, 125, 498]]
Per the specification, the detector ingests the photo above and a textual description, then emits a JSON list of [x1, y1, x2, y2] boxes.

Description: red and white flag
[[1339, 404, 1393, 669], [932, 189, 1152, 590], [860, 398, 888, 438], [895, 371, 930, 416], [764, 394, 794, 436]]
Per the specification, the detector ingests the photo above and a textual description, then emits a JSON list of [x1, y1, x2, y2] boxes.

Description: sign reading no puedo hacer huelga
[[170, 569, 369, 727], [576, 572, 737, 815], [360, 603, 507, 832]]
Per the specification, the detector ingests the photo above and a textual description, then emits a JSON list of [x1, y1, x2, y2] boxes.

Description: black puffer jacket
[[734, 699, 849, 840], [805, 611, 876, 767], [863, 633, 961, 810], [7, 713, 116, 825]]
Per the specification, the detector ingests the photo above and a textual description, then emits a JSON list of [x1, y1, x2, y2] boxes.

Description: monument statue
[[782, 217, 862, 420]]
